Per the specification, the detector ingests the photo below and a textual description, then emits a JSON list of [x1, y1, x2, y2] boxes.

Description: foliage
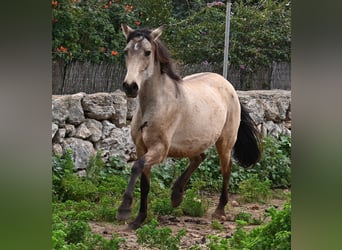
[[229, 0, 291, 70], [235, 211, 262, 225], [206, 234, 230, 250], [254, 134, 291, 188], [181, 181, 208, 217], [52, 134, 291, 248], [52, 213, 124, 250], [52, 0, 291, 69], [52, 151, 130, 249], [211, 219, 224, 231], [229, 200, 291, 249], [239, 174, 272, 203], [136, 219, 186, 250], [52, 0, 140, 63]]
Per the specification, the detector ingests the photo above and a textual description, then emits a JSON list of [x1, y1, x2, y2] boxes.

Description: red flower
[[104, 4, 109, 9], [134, 20, 142, 26], [52, 1, 58, 7], [56, 46, 67, 53], [111, 50, 119, 56], [125, 4, 134, 12]]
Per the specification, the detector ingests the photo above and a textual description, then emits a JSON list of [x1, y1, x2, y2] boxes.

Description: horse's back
[[168, 72, 240, 158], [182, 72, 236, 95]]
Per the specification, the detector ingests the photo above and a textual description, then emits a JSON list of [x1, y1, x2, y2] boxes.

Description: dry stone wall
[[52, 89, 291, 171]]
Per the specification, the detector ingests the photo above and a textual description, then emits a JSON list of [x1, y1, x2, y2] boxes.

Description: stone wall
[[52, 90, 291, 171]]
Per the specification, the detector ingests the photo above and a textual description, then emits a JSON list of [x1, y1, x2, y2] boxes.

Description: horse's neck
[[138, 74, 178, 115]]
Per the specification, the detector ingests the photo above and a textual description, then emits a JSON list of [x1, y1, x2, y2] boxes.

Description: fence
[[52, 59, 290, 94]]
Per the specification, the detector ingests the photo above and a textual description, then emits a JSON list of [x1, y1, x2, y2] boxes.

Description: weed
[[239, 174, 272, 203], [211, 220, 224, 231], [229, 201, 291, 249], [235, 211, 253, 223], [207, 234, 229, 249], [181, 181, 208, 217], [136, 219, 186, 250]]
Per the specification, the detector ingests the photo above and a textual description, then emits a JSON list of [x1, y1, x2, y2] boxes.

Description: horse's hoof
[[171, 190, 183, 208], [117, 206, 131, 221], [128, 221, 141, 230], [212, 208, 226, 220]]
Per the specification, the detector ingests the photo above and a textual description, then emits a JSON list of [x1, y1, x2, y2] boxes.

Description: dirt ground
[[89, 190, 289, 249]]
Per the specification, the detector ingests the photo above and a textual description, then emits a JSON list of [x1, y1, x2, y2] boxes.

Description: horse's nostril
[[132, 82, 138, 91], [122, 82, 129, 91]]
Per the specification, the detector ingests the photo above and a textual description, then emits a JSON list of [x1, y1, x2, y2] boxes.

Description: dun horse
[[117, 24, 261, 229]]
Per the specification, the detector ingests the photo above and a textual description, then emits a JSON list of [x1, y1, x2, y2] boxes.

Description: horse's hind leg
[[213, 140, 233, 219], [171, 153, 206, 207]]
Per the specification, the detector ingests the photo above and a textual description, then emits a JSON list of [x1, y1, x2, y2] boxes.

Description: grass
[[52, 135, 291, 249]]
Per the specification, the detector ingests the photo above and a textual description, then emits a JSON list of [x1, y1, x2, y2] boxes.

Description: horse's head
[[121, 24, 163, 98]]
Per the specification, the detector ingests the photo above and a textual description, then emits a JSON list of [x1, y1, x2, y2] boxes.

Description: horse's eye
[[145, 51, 151, 57]]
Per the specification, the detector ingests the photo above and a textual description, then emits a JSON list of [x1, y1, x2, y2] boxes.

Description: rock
[[52, 123, 58, 139], [231, 200, 239, 207], [52, 93, 86, 125], [52, 96, 69, 125], [84, 119, 103, 142], [62, 138, 95, 170], [95, 125, 136, 162], [82, 93, 115, 120], [75, 123, 91, 139], [127, 97, 138, 120], [101, 120, 116, 139], [111, 90, 127, 127], [67, 92, 86, 125], [52, 143, 63, 156], [54, 128, 66, 143], [65, 124, 76, 137]]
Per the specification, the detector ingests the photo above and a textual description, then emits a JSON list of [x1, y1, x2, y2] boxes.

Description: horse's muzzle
[[122, 81, 139, 98]]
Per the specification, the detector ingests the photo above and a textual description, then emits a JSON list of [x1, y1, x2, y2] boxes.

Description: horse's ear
[[151, 25, 163, 41], [121, 23, 134, 39]]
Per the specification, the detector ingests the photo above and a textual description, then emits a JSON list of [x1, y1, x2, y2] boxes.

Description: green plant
[[52, 149, 74, 199], [255, 135, 291, 188], [211, 220, 224, 231], [136, 219, 186, 250], [181, 181, 208, 217], [229, 201, 291, 249], [207, 234, 229, 250], [65, 220, 90, 244], [239, 174, 272, 203], [235, 211, 262, 225], [235, 211, 253, 223]]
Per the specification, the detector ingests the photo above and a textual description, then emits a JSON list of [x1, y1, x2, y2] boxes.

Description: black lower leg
[[129, 172, 150, 229], [171, 153, 205, 207], [117, 158, 145, 221]]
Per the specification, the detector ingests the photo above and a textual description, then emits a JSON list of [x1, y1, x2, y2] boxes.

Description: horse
[[117, 24, 261, 229]]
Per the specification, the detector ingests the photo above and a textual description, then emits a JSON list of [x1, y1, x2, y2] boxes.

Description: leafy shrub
[[229, 201, 291, 249], [65, 220, 90, 244], [211, 220, 224, 231], [52, 149, 74, 199], [255, 135, 291, 188], [52, 0, 291, 68], [136, 219, 186, 250], [239, 174, 272, 203], [181, 181, 208, 217], [235, 211, 262, 225], [206, 234, 229, 250]]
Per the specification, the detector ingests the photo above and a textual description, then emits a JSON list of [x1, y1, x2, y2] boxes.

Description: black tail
[[233, 103, 262, 167]]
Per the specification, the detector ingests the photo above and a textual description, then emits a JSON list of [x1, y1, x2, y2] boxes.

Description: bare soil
[[89, 190, 289, 249]]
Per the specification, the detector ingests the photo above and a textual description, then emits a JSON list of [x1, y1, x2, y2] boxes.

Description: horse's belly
[[168, 130, 221, 158]]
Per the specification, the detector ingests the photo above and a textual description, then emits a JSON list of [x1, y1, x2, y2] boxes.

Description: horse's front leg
[[117, 143, 167, 229], [128, 169, 150, 229], [117, 158, 145, 221]]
